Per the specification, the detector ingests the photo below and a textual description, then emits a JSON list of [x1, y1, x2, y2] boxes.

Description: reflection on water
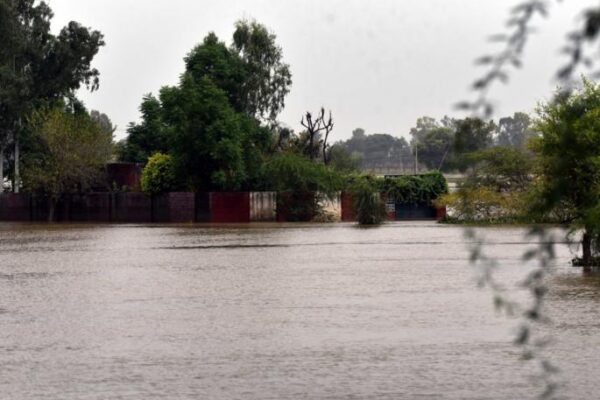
[[0, 222, 598, 399]]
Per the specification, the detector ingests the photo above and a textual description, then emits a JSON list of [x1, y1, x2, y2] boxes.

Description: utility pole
[[414, 143, 418, 174]]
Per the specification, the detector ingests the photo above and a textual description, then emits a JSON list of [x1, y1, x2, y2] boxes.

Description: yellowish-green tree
[[140, 152, 177, 194], [22, 107, 113, 220]]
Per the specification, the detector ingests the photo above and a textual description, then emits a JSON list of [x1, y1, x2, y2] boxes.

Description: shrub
[[141, 153, 177, 194], [351, 177, 387, 225], [381, 172, 448, 206]]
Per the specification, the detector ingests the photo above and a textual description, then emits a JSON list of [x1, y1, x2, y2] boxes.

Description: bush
[[264, 153, 344, 221], [435, 187, 519, 222], [381, 172, 448, 206], [141, 153, 177, 194], [351, 177, 387, 225], [263, 153, 343, 194]]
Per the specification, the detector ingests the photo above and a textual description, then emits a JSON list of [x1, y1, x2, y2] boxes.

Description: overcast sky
[[46, 0, 597, 141]]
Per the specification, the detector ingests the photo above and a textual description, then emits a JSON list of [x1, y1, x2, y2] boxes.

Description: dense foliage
[[531, 79, 600, 265], [335, 128, 413, 171], [350, 177, 387, 225], [141, 153, 177, 194], [117, 21, 289, 192], [21, 107, 113, 219], [0, 0, 104, 190], [381, 172, 448, 206], [262, 153, 343, 194]]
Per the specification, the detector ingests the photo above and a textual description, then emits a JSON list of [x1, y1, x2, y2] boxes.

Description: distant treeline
[[332, 112, 536, 173]]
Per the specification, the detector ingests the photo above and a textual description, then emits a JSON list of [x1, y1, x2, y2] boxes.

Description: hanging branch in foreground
[[466, 227, 560, 400], [455, 2, 600, 399], [459, 0, 600, 117], [457, 0, 551, 117]]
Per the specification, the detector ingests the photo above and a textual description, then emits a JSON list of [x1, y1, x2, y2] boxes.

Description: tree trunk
[[582, 230, 592, 268], [48, 198, 56, 222]]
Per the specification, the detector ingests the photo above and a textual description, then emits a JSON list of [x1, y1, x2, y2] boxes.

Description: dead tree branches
[[300, 108, 334, 163]]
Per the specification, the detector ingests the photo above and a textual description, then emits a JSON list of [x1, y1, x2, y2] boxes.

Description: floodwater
[[0, 222, 598, 399]]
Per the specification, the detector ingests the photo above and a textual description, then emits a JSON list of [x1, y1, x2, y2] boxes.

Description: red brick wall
[[340, 192, 356, 222], [210, 192, 250, 223]]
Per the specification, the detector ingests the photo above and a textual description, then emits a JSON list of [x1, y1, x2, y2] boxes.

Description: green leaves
[[350, 176, 387, 226], [140, 153, 177, 194], [263, 153, 343, 194], [232, 19, 292, 121], [382, 172, 448, 206], [119, 20, 288, 191], [21, 107, 113, 198]]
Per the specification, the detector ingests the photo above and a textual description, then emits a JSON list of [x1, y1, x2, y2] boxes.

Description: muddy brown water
[[0, 222, 598, 399]]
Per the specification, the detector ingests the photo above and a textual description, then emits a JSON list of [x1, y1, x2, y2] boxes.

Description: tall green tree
[[410, 116, 455, 171], [161, 76, 244, 190], [232, 19, 292, 121], [119, 21, 288, 190], [339, 130, 412, 171], [0, 0, 104, 191], [532, 79, 600, 267], [497, 112, 536, 148], [184, 32, 247, 115], [453, 117, 496, 171], [118, 94, 169, 163]]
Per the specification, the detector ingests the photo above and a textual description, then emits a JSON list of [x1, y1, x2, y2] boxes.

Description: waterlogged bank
[[0, 222, 598, 399]]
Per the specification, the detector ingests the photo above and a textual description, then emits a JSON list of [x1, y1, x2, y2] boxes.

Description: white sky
[[46, 0, 598, 141]]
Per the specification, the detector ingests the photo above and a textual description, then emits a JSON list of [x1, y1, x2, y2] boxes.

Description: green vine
[[380, 172, 448, 205]]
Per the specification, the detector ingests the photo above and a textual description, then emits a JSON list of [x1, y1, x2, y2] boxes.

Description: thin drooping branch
[[466, 227, 560, 399], [461, 1, 600, 117], [458, 0, 551, 117], [556, 6, 600, 86]]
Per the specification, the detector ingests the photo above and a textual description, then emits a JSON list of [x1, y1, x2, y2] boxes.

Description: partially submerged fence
[[0, 191, 444, 223]]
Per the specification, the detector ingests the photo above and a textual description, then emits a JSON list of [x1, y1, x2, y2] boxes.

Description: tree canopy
[[21, 106, 113, 219], [0, 0, 104, 191], [531, 79, 600, 265], [119, 20, 288, 191]]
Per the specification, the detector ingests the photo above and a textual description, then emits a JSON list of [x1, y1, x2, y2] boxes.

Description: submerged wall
[[153, 192, 195, 223], [250, 192, 276, 222], [0, 191, 445, 223], [210, 192, 250, 223], [0, 194, 30, 221]]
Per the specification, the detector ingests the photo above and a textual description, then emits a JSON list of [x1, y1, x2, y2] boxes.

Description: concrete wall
[[250, 192, 276, 222]]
